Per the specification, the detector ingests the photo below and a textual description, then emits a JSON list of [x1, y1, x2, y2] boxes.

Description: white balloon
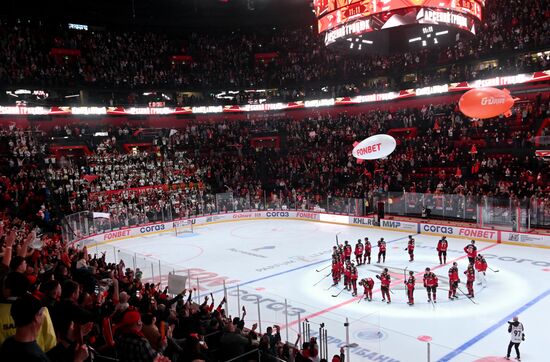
[[352, 134, 397, 160]]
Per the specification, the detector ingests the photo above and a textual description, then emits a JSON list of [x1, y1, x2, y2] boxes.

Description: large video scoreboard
[[314, 0, 485, 52]]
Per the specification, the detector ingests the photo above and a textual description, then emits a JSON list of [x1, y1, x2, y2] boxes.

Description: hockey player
[[363, 237, 372, 264], [448, 262, 459, 300], [437, 236, 448, 264], [331, 258, 341, 285], [344, 262, 352, 291], [376, 268, 391, 304], [464, 264, 476, 298], [359, 277, 375, 301], [423, 267, 439, 303], [405, 235, 415, 262], [338, 243, 345, 263], [354, 239, 364, 265], [339, 249, 346, 266], [464, 240, 477, 265], [474, 254, 488, 287], [332, 245, 338, 259], [377, 238, 386, 263], [344, 241, 352, 263], [350, 264, 359, 296], [505, 316, 524, 361], [404, 271, 415, 305]]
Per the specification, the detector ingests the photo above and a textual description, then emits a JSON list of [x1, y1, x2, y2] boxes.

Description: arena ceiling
[[3, 0, 315, 29]]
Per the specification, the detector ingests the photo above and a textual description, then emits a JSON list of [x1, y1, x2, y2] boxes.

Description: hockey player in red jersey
[[359, 277, 375, 301], [404, 271, 415, 305], [377, 238, 386, 263], [423, 267, 439, 303], [464, 264, 476, 298], [437, 236, 448, 264], [474, 254, 488, 287], [405, 235, 415, 262], [344, 262, 352, 291], [344, 241, 352, 263], [354, 239, 364, 265], [464, 240, 477, 265], [350, 264, 359, 296], [331, 258, 341, 285], [376, 268, 391, 303], [363, 237, 372, 264], [448, 262, 460, 300]]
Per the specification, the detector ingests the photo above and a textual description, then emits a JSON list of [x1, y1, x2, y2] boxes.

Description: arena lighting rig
[[314, 0, 485, 53]]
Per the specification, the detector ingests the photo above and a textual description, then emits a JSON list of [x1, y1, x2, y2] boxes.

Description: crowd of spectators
[[1, 95, 548, 231], [1, 0, 549, 106], [0, 98, 549, 362], [0, 216, 331, 362]]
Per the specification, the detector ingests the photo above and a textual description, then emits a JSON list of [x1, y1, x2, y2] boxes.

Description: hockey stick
[[315, 264, 331, 273], [332, 286, 347, 297], [488, 266, 499, 273], [457, 285, 478, 304], [313, 272, 332, 287], [325, 284, 337, 291], [336, 232, 341, 245]]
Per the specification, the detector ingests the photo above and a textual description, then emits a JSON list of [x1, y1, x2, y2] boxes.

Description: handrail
[[223, 348, 260, 362]]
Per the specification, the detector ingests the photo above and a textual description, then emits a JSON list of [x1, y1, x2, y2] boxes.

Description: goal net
[[174, 219, 194, 236]]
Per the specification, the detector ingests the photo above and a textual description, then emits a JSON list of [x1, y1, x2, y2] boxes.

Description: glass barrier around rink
[[61, 191, 549, 245], [200, 282, 488, 362], [95, 244, 184, 290], [530, 196, 550, 228], [219, 284, 378, 361], [379, 192, 479, 222], [478, 196, 531, 232], [327, 197, 365, 216]]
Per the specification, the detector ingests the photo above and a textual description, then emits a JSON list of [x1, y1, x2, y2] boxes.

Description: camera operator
[[505, 316, 524, 361]]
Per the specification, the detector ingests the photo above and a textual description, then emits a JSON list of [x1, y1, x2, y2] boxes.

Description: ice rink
[[95, 219, 550, 362]]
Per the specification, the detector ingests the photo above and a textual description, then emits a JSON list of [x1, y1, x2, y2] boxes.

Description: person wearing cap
[[505, 316, 524, 361], [0, 272, 57, 352], [114, 309, 169, 362], [0, 294, 70, 362]]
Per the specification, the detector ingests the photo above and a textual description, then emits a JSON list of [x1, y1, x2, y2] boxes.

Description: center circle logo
[[354, 329, 387, 341]]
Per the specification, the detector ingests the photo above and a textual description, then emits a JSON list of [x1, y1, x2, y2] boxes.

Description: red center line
[[283, 243, 499, 328]]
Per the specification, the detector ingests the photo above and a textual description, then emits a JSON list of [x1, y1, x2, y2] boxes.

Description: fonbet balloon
[[352, 134, 397, 160]]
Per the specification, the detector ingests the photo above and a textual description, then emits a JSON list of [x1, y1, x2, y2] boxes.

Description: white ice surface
[[95, 220, 550, 362]]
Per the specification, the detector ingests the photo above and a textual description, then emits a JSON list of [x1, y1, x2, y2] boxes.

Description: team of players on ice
[[329, 236, 489, 305]]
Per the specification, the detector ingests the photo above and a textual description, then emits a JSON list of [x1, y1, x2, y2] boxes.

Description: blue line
[[210, 233, 416, 294], [438, 287, 550, 361]]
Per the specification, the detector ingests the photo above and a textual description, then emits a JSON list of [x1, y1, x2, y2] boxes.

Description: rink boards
[[72, 210, 550, 249]]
